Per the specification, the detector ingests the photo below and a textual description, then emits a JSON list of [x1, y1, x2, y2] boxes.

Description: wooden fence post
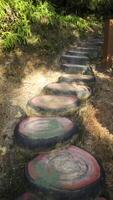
[[103, 19, 113, 68]]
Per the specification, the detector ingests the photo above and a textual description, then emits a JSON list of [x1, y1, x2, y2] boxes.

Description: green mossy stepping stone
[[44, 82, 91, 100], [61, 55, 89, 65], [58, 74, 95, 85], [25, 146, 104, 200], [60, 64, 92, 74], [27, 95, 80, 116], [16, 193, 37, 200], [15, 116, 78, 150]]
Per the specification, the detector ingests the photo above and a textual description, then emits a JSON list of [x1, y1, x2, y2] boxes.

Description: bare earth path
[[0, 40, 113, 199]]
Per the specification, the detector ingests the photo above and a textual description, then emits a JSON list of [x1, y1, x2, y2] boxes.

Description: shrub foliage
[[0, 0, 102, 51]]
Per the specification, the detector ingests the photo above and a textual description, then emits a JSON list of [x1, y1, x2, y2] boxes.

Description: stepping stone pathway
[[44, 82, 91, 100], [77, 41, 103, 47], [71, 46, 98, 52], [74, 38, 104, 47], [58, 74, 95, 85], [61, 55, 89, 65], [86, 38, 104, 45], [14, 117, 78, 150], [66, 50, 89, 56], [27, 95, 80, 116], [25, 146, 104, 200], [15, 36, 105, 199], [60, 63, 92, 74]]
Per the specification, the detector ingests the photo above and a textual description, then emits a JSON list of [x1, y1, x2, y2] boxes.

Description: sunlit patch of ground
[[0, 59, 62, 199], [0, 65, 61, 145], [11, 69, 61, 111]]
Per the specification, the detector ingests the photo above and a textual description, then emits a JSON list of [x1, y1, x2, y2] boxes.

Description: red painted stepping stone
[[60, 64, 91, 74], [44, 82, 91, 100], [15, 117, 78, 150], [27, 95, 80, 116], [16, 193, 37, 200], [25, 146, 104, 200], [58, 74, 95, 85]]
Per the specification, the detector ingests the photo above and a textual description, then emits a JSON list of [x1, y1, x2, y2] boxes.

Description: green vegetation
[[0, 0, 102, 55]]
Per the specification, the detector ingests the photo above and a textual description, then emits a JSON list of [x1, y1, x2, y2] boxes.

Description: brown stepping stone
[[44, 82, 91, 100], [27, 95, 80, 116], [58, 74, 95, 85], [16, 193, 37, 200], [25, 146, 104, 200], [14, 116, 78, 150], [60, 64, 92, 74]]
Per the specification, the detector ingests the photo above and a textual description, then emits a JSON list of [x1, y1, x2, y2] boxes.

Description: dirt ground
[[79, 70, 113, 199], [0, 44, 113, 199]]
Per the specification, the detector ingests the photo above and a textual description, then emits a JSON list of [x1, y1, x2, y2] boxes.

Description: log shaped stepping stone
[[58, 74, 95, 85], [71, 47, 97, 52], [25, 146, 104, 200], [14, 117, 78, 150], [67, 50, 89, 56], [87, 38, 104, 44], [67, 50, 98, 59], [61, 64, 92, 74], [77, 41, 102, 47], [61, 55, 89, 65], [71, 47, 99, 58], [44, 82, 91, 100], [16, 193, 37, 200], [27, 95, 80, 116]]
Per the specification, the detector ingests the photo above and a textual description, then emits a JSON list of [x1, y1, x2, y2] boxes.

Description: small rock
[[0, 146, 7, 156]]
